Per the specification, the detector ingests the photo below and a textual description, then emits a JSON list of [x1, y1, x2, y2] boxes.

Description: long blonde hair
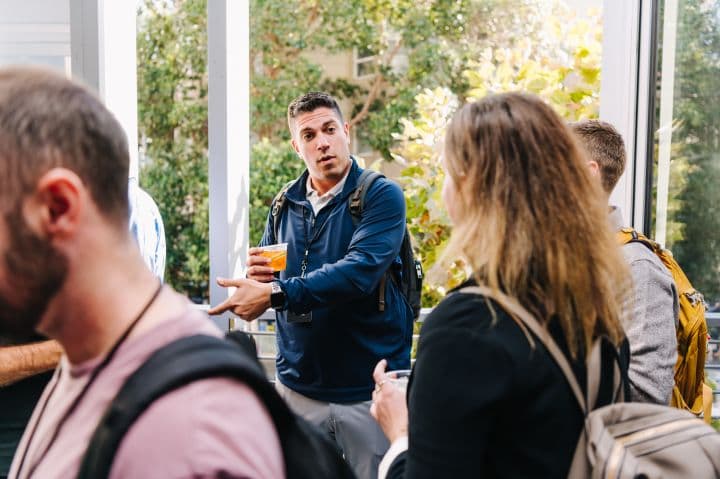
[[443, 93, 627, 357]]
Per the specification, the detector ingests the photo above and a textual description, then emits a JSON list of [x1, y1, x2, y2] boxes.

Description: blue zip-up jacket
[[261, 159, 413, 403]]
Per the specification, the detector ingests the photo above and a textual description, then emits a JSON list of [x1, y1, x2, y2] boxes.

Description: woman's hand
[[370, 359, 409, 443]]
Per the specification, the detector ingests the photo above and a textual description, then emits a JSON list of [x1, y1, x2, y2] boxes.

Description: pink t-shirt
[[9, 310, 284, 479]]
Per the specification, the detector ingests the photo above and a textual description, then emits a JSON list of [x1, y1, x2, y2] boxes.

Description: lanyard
[[299, 209, 314, 278], [300, 204, 332, 278], [14, 281, 164, 479]]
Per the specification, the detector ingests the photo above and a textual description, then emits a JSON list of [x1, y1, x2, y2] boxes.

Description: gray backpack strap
[[458, 286, 588, 413], [271, 179, 297, 241]]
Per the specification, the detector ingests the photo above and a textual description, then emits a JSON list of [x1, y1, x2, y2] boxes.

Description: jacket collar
[[285, 157, 362, 204]]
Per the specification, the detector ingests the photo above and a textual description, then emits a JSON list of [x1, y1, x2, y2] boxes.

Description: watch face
[[271, 282, 285, 309]]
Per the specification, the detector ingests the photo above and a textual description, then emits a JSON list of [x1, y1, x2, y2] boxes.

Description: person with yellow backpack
[[572, 120, 712, 421], [571, 121, 678, 403], [615, 228, 712, 417]]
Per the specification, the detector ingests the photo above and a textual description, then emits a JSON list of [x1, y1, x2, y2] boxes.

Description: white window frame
[[352, 128, 374, 158], [600, 0, 657, 234], [207, 0, 250, 330], [354, 46, 375, 79], [70, 0, 139, 179]]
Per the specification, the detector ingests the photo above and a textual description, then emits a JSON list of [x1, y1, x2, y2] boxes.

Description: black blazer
[[387, 280, 628, 478]]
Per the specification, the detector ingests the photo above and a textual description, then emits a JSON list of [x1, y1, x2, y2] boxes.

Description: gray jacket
[[610, 208, 679, 404]]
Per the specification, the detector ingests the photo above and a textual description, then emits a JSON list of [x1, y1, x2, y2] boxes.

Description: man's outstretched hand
[[208, 277, 272, 322]]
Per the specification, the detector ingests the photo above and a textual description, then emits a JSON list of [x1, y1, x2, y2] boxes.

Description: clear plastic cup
[[259, 243, 288, 272], [385, 369, 412, 392]]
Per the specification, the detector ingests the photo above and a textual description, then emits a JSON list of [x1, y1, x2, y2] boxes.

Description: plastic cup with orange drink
[[259, 243, 288, 272]]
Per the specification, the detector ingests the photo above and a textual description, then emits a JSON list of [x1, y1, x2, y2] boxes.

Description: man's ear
[[587, 160, 600, 178], [290, 138, 301, 157], [27, 168, 84, 237]]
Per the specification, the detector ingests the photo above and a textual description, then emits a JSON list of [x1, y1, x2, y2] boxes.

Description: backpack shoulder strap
[[617, 227, 659, 253], [348, 169, 389, 311], [348, 169, 385, 225], [271, 179, 297, 241], [76, 334, 293, 479]]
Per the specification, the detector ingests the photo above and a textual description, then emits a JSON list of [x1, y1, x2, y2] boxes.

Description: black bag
[[76, 334, 356, 479], [271, 168, 423, 318]]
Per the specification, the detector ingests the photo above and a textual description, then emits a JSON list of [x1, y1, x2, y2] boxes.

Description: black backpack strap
[[348, 169, 385, 226], [271, 179, 297, 242], [619, 227, 659, 254], [76, 334, 295, 479], [348, 170, 388, 310]]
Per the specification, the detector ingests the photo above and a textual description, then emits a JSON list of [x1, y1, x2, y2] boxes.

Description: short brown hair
[[287, 91, 344, 131], [0, 66, 130, 223], [570, 119, 626, 193]]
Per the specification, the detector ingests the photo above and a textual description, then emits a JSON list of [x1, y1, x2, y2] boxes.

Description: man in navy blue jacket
[[210, 92, 413, 478]]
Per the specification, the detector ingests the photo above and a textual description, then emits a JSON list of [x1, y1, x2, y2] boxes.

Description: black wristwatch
[[270, 281, 286, 311]]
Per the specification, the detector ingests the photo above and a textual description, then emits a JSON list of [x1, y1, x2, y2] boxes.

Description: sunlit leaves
[[137, 0, 209, 301], [396, 2, 603, 304]]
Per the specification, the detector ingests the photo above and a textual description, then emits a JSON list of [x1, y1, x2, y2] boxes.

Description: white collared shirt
[[128, 178, 166, 281], [305, 167, 351, 215]]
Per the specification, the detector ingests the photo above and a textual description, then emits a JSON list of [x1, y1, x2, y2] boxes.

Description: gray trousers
[[275, 380, 389, 479]]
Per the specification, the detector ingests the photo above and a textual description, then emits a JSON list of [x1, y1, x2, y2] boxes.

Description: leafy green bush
[[249, 140, 305, 246], [395, 5, 602, 304], [137, 0, 209, 301]]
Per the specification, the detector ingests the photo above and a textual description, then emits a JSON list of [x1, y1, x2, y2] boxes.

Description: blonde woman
[[371, 93, 630, 478]]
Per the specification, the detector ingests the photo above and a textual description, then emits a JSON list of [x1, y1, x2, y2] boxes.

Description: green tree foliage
[[395, 2, 603, 302], [246, 0, 558, 252], [250, 0, 526, 156], [137, 0, 604, 304], [137, 0, 209, 301], [249, 141, 305, 245]]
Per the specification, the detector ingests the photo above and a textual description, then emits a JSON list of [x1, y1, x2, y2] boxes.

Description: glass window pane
[[355, 58, 375, 78], [649, 0, 720, 312]]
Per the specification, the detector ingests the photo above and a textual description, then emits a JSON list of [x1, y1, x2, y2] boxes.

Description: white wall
[[0, 0, 71, 73]]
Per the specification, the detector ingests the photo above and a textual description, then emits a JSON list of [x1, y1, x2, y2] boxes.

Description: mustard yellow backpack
[[618, 228, 709, 417]]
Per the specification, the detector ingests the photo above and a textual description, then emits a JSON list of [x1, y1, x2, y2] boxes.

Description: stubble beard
[[323, 156, 351, 182], [0, 208, 68, 344]]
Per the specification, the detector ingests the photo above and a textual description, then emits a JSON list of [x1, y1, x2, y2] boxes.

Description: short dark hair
[[570, 119, 626, 193], [287, 91, 344, 131], [0, 66, 130, 223]]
